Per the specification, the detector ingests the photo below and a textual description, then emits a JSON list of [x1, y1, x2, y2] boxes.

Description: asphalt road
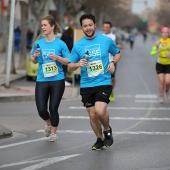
[[1, 34, 170, 170]]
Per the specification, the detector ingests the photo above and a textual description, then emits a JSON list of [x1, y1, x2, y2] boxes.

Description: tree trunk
[[17, 1, 28, 70], [30, 0, 48, 44]]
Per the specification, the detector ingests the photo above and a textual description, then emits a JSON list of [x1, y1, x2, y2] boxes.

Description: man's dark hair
[[103, 21, 112, 28], [80, 14, 96, 26]]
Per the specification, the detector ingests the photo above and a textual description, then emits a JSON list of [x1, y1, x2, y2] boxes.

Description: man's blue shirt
[[69, 34, 119, 88]]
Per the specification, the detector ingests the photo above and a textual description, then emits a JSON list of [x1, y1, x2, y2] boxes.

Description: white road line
[[36, 130, 170, 135], [135, 94, 158, 103], [69, 106, 170, 110], [117, 94, 134, 98], [0, 137, 46, 149], [135, 100, 158, 103], [135, 94, 157, 99], [59, 116, 170, 121], [0, 154, 81, 169], [140, 167, 170, 170], [1, 129, 170, 150]]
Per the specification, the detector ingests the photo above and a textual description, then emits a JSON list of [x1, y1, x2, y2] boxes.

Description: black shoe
[[91, 138, 104, 150], [103, 126, 114, 147]]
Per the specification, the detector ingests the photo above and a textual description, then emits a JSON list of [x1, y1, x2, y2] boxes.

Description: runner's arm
[[50, 54, 69, 65], [150, 40, 159, 56], [68, 58, 87, 71], [31, 50, 40, 64], [113, 51, 121, 64]]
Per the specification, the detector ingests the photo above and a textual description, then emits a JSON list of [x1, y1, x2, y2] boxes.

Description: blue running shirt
[[69, 34, 119, 88], [31, 37, 70, 82]]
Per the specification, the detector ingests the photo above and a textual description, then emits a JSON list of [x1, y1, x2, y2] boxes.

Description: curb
[[0, 74, 79, 139], [0, 95, 35, 102], [0, 125, 13, 139], [0, 87, 79, 102], [0, 74, 26, 86]]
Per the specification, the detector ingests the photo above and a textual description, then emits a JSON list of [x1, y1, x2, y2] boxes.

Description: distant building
[[118, 0, 131, 13], [155, 0, 170, 11]]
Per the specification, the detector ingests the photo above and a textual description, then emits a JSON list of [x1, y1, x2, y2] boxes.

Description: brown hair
[[80, 14, 96, 26], [41, 15, 62, 34]]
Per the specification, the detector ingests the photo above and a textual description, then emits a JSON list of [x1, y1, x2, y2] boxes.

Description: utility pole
[[59, 0, 64, 28], [5, 0, 15, 87]]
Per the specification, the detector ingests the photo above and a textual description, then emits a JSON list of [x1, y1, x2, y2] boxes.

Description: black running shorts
[[156, 62, 170, 74], [80, 85, 112, 108]]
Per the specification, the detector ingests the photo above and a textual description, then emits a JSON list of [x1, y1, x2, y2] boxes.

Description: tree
[[29, 0, 48, 43], [155, 9, 170, 28], [18, 0, 47, 70], [63, 0, 136, 29], [17, 0, 28, 70]]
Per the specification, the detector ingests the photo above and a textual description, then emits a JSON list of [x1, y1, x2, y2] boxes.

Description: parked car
[[26, 53, 38, 81]]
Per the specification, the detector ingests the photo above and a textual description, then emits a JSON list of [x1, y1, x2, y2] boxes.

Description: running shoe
[[166, 91, 170, 100], [109, 92, 115, 102], [44, 125, 51, 137], [49, 132, 58, 142], [91, 138, 104, 150], [65, 81, 71, 86], [159, 97, 164, 103], [103, 126, 114, 147]]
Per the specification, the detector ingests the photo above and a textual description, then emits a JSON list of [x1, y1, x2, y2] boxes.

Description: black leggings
[[35, 80, 65, 127]]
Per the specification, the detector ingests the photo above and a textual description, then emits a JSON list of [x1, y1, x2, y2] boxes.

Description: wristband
[[111, 60, 116, 65]]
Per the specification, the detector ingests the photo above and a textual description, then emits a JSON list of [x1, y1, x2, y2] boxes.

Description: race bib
[[87, 60, 104, 77], [42, 62, 58, 77]]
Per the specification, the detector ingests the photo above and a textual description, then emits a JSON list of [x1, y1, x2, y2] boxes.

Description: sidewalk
[[0, 52, 79, 139]]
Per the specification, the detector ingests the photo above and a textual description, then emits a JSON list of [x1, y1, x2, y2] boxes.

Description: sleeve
[[69, 46, 80, 63], [150, 46, 157, 56]]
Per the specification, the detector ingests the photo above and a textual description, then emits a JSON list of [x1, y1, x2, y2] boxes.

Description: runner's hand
[[79, 58, 88, 67], [50, 54, 59, 61], [107, 62, 115, 73], [34, 50, 40, 58]]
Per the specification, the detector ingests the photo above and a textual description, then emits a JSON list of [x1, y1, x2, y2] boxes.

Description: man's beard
[[83, 29, 95, 38]]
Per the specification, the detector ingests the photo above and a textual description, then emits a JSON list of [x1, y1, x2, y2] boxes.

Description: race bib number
[[42, 62, 58, 77], [87, 60, 104, 77]]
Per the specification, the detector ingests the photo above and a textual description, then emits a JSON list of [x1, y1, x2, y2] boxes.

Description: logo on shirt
[[42, 49, 55, 62], [85, 44, 101, 57]]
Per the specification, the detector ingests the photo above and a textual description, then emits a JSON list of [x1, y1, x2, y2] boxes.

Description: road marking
[[135, 94, 158, 103], [69, 106, 170, 110], [140, 167, 170, 170], [135, 94, 157, 99], [58, 116, 170, 121], [135, 100, 158, 103], [117, 94, 134, 98], [0, 137, 46, 149], [0, 154, 81, 169], [36, 130, 170, 135], [117, 94, 158, 99], [1, 128, 170, 151]]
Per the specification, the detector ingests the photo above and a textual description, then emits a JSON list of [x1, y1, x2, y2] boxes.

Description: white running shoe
[[44, 125, 51, 137], [65, 81, 71, 87], [49, 133, 58, 142], [166, 91, 170, 100], [159, 97, 164, 103]]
